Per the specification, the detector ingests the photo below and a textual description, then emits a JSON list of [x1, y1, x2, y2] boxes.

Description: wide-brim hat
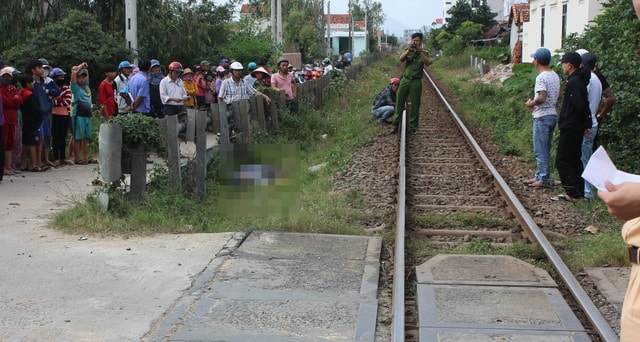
[[182, 68, 193, 74], [250, 67, 271, 77]]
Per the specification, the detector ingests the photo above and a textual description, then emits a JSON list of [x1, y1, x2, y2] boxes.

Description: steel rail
[[392, 108, 408, 342], [422, 68, 619, 342]]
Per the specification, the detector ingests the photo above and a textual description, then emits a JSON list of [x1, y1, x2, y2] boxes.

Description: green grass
[[52, 54, 401, 236], [410, 212, 514, 230]]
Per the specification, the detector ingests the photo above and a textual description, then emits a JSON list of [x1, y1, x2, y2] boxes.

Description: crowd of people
[[0, 54, 322, 184]]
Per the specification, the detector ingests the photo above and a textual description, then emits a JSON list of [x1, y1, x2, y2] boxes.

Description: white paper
[[582, 146, 640, 192]]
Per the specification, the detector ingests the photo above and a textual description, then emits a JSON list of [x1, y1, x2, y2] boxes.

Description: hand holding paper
[[582, 146, 640, 192]]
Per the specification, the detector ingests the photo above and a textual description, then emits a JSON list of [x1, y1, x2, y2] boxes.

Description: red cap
[[389, 77, 400, 85]]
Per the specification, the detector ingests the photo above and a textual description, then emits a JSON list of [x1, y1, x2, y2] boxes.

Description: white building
[[522, 0, 606, 62], [325, 14, 368, 58]]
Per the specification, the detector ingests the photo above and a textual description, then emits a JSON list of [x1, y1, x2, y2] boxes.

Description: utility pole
[[125, 0, 138, 63], [321, 0, 325, 57], [276, 0, 282, 44], [348, 0, 353, 57], [364, 1, 368, 52], [327, 0, 331, 56], [271, 0, 276, 42]]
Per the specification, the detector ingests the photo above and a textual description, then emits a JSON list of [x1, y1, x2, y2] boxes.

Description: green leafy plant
[[109, 114, 167, 160]]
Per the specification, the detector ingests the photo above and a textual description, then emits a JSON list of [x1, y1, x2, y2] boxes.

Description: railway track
[[390, 69, 619, 341]]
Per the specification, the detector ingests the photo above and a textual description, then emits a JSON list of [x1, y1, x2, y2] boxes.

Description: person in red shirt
[[0, 67, 26, 175], [98, 64, 117, 119]]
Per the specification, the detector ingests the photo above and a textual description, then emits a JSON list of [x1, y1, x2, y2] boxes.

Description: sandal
[[75, 160, 88, 165], [31, 166, 42, 172], [87, 159, 98, 164], [550, 194, 576, 202]]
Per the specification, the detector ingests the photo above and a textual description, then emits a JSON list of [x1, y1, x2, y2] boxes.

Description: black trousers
[[556, 128, 585, 198], [51, 115, 70, 160]]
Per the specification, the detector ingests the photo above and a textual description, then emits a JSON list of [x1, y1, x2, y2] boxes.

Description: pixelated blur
[[218, 144, 300, 217]]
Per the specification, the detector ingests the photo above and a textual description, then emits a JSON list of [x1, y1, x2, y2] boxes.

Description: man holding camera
[[390, 32, 431, 135]]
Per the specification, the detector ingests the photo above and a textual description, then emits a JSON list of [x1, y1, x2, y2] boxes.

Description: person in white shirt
[[322, 58, 333, 76], [159, 61, 189, 117]]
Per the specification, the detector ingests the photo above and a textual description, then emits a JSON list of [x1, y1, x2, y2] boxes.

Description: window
[[540, 8, 545, 46], [562, 4, 568, 42]]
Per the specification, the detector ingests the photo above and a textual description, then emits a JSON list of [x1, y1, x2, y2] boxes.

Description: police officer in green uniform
[[390, 32, 431, 135]]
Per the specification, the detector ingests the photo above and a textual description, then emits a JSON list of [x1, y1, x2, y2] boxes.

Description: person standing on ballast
[[390, 32, 431, 135]]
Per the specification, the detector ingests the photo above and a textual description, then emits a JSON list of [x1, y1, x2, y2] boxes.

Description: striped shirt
[[218, 77, 256, 104]]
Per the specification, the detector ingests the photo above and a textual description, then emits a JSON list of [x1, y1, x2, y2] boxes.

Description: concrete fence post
[[165, 115, 181, 189], [217, 102, 230, 146], [99, 123, 122, 183], [129, 145, 146, 201]]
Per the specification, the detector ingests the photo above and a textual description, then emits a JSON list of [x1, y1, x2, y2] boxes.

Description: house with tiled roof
[[239, 3, 270, 32], [508, 3, 529, 63], [325, 14, 368, 57]]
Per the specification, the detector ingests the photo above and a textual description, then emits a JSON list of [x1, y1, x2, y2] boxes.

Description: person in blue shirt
[[70, 62, 93, 164], [126, 60, 151, 115], [149, 59, 164, 118]]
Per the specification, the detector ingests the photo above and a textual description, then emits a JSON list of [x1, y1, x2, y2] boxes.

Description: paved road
[[0, 164, 237, 341]]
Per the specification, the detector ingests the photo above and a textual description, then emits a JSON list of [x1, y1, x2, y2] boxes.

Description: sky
[[213, 0, 443, 37], [326, 0, 443, 37]]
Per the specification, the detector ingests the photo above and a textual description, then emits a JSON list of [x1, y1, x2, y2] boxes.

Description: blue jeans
[[372, 106, 394, 120], [533, 115, 556, 185], [581, 125, 598, 199]]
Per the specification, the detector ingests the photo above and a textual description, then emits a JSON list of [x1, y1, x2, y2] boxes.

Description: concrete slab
[[417, 284, 584, 330], [148, 231, 381, 342], [419, 327, 591, 341], [585, 266, 630, 313], [416, 254, 556, 287], [417, 255, 589, 341]]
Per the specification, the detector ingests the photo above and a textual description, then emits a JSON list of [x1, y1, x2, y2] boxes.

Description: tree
[[0, 0, 91, 51], [349, 0, 385, 52], [220, 16, 282, 66], [445, 0, 474, 34], [473, 0, 497, 31], [456, 21, 483, 46], [4, 9, 129, 79]]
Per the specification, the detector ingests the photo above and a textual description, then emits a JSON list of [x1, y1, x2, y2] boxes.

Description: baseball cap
[[150, 59, 161, 67], [530, 47, 551, 63], [220, 58, 230, 65], [39, 58, 51, 68], [201, 60, 211, 66], [389, 77, 400, 85], [560, 51, 582, 67], [77, 69, 88, 77], [216, 66, 225, 73]]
